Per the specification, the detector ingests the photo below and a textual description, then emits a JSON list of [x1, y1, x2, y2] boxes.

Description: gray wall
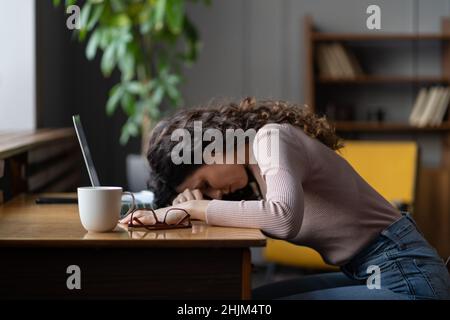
[[182, 0, 450, 167]]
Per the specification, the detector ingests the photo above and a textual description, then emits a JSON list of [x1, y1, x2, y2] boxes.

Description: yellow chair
[[263, 140, 419, 272]]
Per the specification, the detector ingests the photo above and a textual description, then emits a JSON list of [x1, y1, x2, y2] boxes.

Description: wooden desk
[[0, 194, 266, 299]]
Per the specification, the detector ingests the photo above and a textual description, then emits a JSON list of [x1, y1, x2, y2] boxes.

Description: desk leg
[[241, 248, 252, 300]]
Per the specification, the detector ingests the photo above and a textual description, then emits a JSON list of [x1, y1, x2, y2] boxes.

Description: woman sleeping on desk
[[120, 97, 450, 300]]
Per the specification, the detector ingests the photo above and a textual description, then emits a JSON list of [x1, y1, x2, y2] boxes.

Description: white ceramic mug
[[77, 187, 135, 232]]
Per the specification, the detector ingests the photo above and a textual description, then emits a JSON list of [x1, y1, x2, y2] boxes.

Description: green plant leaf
[[110, 14, 132, 28], [106, 84, 123, 115], [120, 119, 140, 145], [167, 88, 182, 106], [116, 41, 126, 59], [138, 5, 153, 34], [100, 42, 116, 76], [65, 0, 77, 6], [110, 0, 126, 12], [118, 52, 135, 81], [166, 0, 184, 34], [119, 127, 130, 145], [56, 0, 206, 146], [147, 102, 161, 119], [85, 29, 100, 60], [79, 2, 92, 32], [164, 75, 182, 105], [154, 0, 167, 31], [166, 73, 180, 86], [98, 27, 108, 48], [86, 3, 104, 31], [125, 81, 144, 95], [145, 80, 157, 92], [128, 122, 139, 136], [120, 92, 136, 116], [151, 85, 165, 107]]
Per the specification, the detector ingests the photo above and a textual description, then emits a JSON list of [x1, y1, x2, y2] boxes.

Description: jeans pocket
[[393, 258, 443, 299], [413, 258, 450, 300]]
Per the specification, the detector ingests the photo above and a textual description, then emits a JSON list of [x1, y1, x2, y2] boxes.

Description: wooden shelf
[[313, 32, 450, 42], [305, 16, 450, 135], [334, 121, 450, 132], [0, 128, 75, 159], [318, 75, 450, 85]]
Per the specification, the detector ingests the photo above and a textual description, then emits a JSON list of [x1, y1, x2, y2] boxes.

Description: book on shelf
[[316, 45, 333, 77], [332, 43, 355, 78], [344, 45, 364, 76], [328, 43, 348, 77], [417, 87, 441, 127], [409, 86, 450, 127], [409, 88, 428, 125], [316, 42, 364, 79], [432, 88, 450, 125]]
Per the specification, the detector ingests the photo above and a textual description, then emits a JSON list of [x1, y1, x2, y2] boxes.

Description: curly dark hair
[[147, 97, 343, 207]]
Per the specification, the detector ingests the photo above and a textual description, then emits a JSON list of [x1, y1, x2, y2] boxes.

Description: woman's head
[[147, 97, 343, 207], [175, 163, 249, 200]]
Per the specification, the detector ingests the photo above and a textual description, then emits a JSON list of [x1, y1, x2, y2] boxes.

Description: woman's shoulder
[[253, 123, 312, 179], [256, 123, 308, 142], [253, 123, 311, 156], [258, 122, 293, 131]]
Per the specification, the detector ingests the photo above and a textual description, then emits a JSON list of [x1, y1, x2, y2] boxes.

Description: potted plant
[[54, 0, 206, 190]]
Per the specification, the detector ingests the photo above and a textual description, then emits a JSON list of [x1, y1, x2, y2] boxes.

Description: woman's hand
[[172, 188, 203, 205], [118, 199, 211, 225]]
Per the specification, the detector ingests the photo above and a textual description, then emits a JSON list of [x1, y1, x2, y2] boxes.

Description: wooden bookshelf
[[312, 33, 450, 42], [334, 121, 450, 132], [305, 15, 450, 130], [318, 75, 450, 85]]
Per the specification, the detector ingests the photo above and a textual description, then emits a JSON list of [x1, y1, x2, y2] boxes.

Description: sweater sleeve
[[205, 124, 310, 239]]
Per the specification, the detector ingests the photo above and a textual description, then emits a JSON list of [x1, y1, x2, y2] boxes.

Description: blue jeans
[[253, 213, 450, 300]]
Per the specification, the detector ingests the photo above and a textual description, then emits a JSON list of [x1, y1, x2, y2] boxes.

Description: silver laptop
[[72, 115, 154, 215]]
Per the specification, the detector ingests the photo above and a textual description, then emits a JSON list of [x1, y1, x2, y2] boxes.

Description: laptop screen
[[72, 115, 101, 187]]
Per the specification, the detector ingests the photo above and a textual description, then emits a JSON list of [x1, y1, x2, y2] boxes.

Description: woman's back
[[208, 123, 401, 265], [283, 123, 401, 265]]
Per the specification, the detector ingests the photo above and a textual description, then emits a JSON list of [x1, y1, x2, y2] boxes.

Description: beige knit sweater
[[205, 123, 401, 265]]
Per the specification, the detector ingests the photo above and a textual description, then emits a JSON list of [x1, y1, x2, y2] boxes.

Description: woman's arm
[[205, 168, 305, 239], [203, 124, 310, 240], [172, 188, 209, 221], [179, 199, 209, 221], [119, 190, 209, 225], [120, 124, 309, 240]]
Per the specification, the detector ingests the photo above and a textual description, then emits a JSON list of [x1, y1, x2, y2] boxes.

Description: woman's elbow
[[263, 201, 303, 239], [262, 224, 300, 240]]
